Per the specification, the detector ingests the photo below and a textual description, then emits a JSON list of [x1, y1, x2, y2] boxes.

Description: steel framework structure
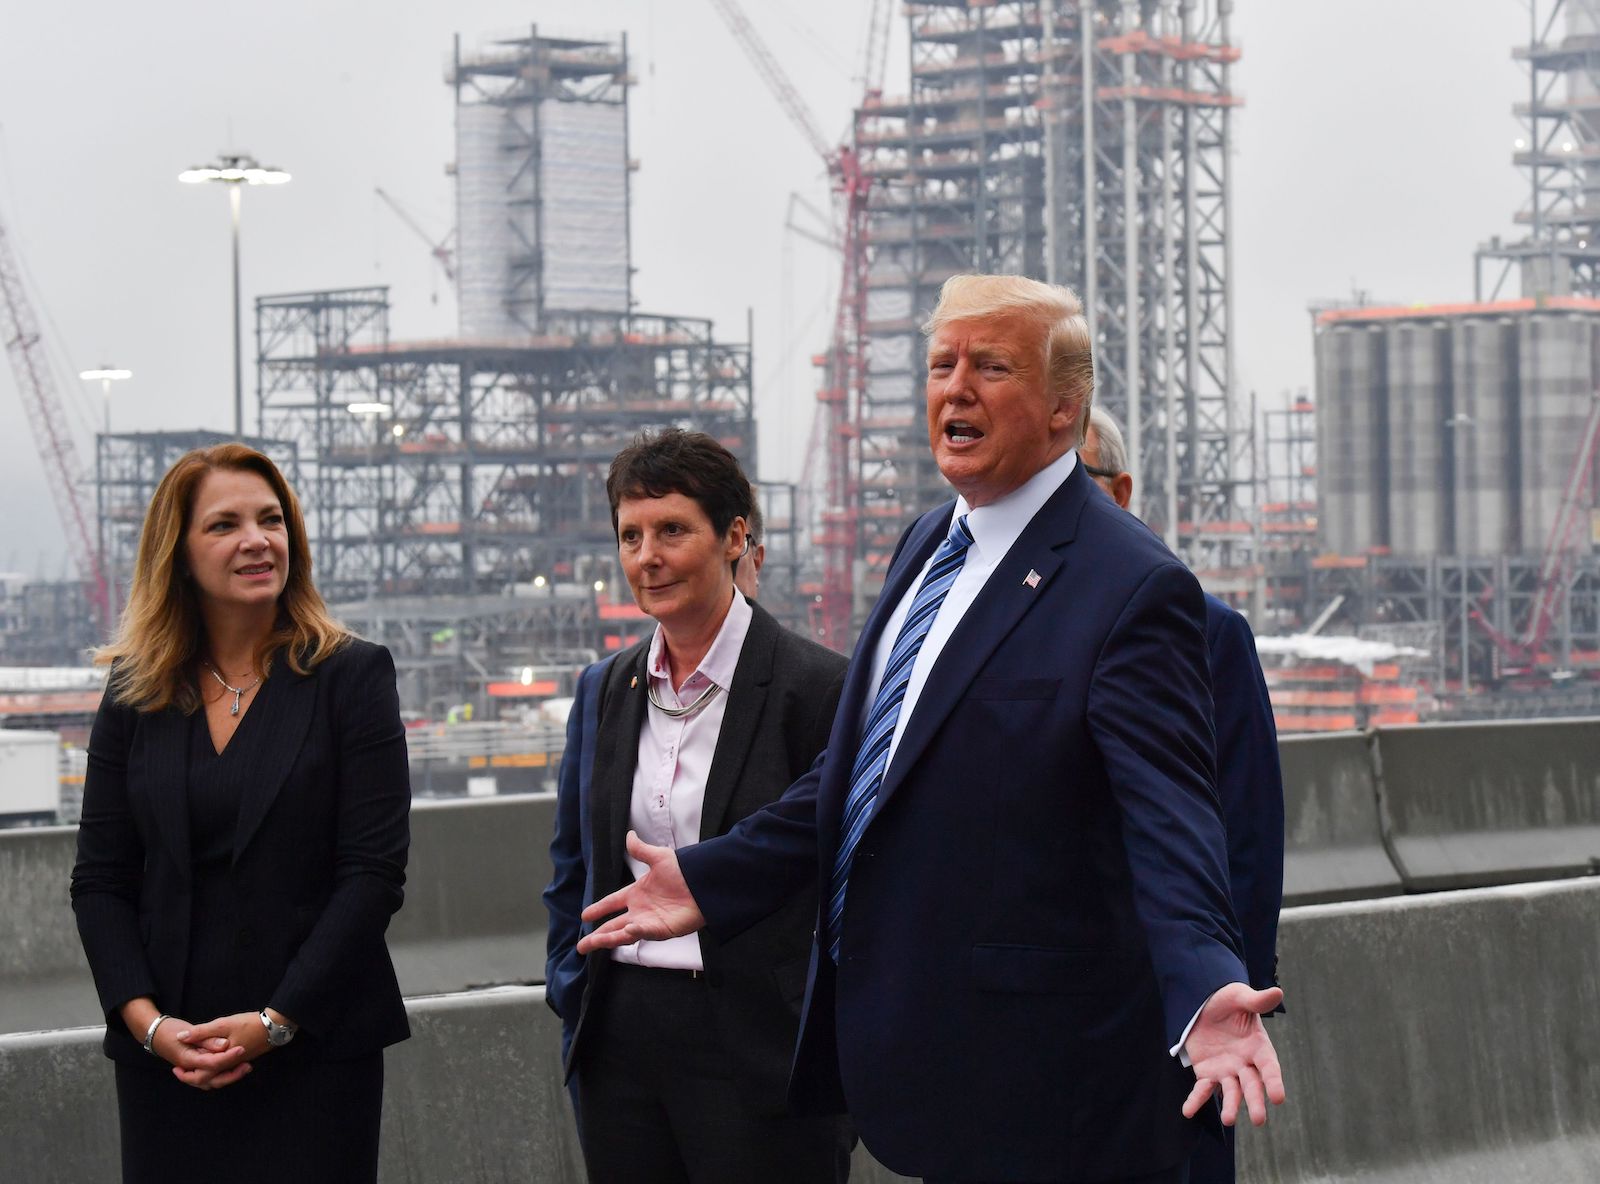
[[1303, 552, 1600, 693], [1477, 0, 1600, 300], [847, 0, 1244, 624], [257, 289, 755, 601]]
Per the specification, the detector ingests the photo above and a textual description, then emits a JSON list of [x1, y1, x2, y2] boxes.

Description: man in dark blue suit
[[1081, 407, 1286, 1184], [579, 274, 1285, 1182]]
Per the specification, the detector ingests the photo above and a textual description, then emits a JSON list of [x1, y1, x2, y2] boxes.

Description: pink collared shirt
[[611, 591, 753, 970]]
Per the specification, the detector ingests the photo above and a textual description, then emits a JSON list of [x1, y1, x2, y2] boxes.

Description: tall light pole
[[179, 153, 290, 439], [79, 366, 132, 436], [80, 366, 131, 623]]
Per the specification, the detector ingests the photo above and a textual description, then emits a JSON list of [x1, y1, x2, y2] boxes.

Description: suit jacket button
[[237, 927, 256, 948]]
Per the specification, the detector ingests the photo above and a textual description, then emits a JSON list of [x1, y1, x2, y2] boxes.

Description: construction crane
[[374, 187, 456, 286], [1470, 392, 1600, 674], [0, 212, 110, 631], [705, 0, 890, 650]]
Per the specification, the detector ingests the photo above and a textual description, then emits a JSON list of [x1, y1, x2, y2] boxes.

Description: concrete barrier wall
[[0, 986, 912, 1184], [0, 795, 559, 1035], [1278, 732, 1403, 906], [1235, 878, 1600, 1182], [7, 718, 1600, 1033], [8, 883, 1599, 1183], [1374, 718, 1600, 891]]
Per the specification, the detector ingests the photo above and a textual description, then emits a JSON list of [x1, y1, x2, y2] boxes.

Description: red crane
[[0, 212, 110, 632], [374, 187, 457, 286], [705, 0, 888, 651], [1470, 392, 1600, 673]]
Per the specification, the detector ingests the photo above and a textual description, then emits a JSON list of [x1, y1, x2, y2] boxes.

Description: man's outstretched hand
[[1182, 982, 1287, 1127], [576, 831, 706, 954]]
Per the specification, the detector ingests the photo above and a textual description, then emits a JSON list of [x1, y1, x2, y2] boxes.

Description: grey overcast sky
[[0, 0, 1526, 574]]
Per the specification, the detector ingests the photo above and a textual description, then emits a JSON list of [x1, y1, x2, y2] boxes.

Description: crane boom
[[374, 187, 457, 283], [706, 0, 835, 164], [0, 214, 109, 628], [704, 0, 872, 650]]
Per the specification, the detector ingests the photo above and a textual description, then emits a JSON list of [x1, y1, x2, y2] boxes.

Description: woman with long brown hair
[[72, 443, 411, 1183]]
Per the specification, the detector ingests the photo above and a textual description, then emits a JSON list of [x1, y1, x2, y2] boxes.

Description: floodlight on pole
[[79, 366, 133, 436], [179, 152, 291, 440]]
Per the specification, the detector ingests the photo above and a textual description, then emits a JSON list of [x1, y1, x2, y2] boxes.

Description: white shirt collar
[[645, 589, 752, 695], [951, 448, 1079, 562]]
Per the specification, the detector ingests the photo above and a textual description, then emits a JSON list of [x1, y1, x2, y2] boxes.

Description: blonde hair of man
[[923, 274, 1095, 445]]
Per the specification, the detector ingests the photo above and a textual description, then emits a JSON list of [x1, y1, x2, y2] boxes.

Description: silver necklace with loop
[[646, 680, 722, 720], [205, 662, 261, 716]]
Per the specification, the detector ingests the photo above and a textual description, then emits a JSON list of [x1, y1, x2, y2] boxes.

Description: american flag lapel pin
[[1023, 569, 1042, 589]]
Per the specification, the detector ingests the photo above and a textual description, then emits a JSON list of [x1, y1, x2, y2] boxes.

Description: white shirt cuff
[[1170, 991, 1215, 1069]]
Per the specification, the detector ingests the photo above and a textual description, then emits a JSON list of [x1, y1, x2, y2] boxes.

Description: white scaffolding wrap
[[456, 102, 534, 340], [867, 335, 913, 374], [541, 99, 629, 314]]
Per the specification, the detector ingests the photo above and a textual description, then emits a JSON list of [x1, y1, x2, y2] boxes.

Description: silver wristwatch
[[258, 1009, 297, 1047]]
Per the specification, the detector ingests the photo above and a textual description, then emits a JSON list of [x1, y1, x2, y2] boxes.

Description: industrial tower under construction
[[797, 0, 1245, 644]]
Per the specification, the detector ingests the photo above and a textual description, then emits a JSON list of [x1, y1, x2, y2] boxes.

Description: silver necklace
[[646, 680, 722, 720], [204, 662, 260, 716]]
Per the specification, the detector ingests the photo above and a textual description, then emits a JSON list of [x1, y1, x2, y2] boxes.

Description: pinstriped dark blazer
[[71, 639, 412, 1066]]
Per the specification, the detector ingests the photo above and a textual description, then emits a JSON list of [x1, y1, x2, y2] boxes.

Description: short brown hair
[[606, 429, 754, 538], [96, 444, 350, 712]]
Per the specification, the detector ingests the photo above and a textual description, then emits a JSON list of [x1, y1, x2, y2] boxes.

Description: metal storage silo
[[1448, 316, 1520, 556], [1517, 314, 1596, 551], [1315, 321, 1388, 554], [1385, 321, 1452, 555]]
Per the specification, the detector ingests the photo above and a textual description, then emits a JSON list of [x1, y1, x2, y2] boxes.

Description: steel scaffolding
[[1477, 0, 1600, 300], [451, 28, 632, 338], [258, 290, 755, 603], [847, 0, 1244, 620]]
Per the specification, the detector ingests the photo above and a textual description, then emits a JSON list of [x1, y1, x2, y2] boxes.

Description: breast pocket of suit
[[961, 678, 1064, 750], [966, 677, 1062, 702]]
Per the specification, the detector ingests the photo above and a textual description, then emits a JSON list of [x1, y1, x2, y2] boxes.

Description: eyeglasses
[[1081, 462, 1123, 481]]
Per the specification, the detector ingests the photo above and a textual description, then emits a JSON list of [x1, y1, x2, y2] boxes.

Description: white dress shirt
[[864, 448, 1078, 764], [612, 591, 753, 971], [864, 448, 1210, 1059]]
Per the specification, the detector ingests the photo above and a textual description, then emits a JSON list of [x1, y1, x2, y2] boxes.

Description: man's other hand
[[1181, 982, 1287, 1127], [576, 831, 707, 954]]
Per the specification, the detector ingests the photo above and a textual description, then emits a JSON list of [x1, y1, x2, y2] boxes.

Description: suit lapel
[[816, 508, 951, 845], [230, 661, 317, 861], [698, 601, 776, 840], [873, 465, 1090, 814], [589, 646, 650, 894], [140, 707, 192, 874]]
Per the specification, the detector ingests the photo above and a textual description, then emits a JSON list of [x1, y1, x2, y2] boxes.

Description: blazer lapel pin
[[1023, 569, 1042, 589], [630, 675, 638, 689]]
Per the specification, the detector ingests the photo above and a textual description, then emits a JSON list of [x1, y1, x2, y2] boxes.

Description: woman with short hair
[[72, 443, 410, 1184], [545, 428, 854, 1182]]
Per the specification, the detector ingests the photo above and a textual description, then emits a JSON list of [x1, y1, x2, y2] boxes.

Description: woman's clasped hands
[[150, 1012, 275, 1091]]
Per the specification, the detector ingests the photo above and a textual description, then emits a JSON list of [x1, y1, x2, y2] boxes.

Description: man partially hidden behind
[[1082, 406, 1286, 1184], [580, 276, 1286, 1183], [545, 430, 853, 1181]]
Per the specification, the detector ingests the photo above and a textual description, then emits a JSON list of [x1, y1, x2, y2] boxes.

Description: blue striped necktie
[[827, 514, 975, 961]]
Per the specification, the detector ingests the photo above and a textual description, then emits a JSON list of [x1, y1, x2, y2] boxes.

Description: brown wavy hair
[[95, 443, 350, 712]]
